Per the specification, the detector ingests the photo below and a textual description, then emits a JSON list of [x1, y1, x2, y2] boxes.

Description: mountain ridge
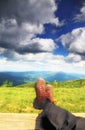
[[0, 71, 85, 85]]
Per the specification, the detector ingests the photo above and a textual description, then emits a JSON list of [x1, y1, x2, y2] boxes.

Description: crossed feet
[[33, 78, 54, 109]]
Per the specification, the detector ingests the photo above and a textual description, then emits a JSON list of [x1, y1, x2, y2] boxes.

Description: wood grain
[[0, 113, 85, 130]]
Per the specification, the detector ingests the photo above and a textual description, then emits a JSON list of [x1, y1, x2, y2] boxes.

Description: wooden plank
[[0, 113, 38, 130], [0, 113, 85, 130], [73, 113, 85, 118]]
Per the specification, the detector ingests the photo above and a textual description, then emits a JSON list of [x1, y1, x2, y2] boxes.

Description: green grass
[[0, 81, 85, 113], [0, 87, 37, 113], [53, 87, 85, 112]]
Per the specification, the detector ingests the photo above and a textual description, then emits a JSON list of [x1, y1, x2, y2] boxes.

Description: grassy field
[[0, 80, 85, 113]]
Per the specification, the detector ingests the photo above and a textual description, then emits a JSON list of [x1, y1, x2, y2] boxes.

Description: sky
[[0, 0, 85, 73]]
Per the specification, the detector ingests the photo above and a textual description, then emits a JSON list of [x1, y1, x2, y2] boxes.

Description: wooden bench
[[0, 113, 85, 130]]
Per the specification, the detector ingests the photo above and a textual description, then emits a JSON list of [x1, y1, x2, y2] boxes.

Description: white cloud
[[58, 27, 85, 55], [31, 38, 57, 52], [0, 52, 85, 74], [21, 23, 44, 34], [75, 3, 85, 22], [66, 53, 81, 63]]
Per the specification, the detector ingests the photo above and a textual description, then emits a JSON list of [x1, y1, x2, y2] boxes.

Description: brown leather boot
[[34, 78, 55, 109], [46, 84, 54, 104], [34, 78, 46, 109]]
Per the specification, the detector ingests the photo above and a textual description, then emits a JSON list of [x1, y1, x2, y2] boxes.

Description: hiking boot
[[33, 78, 55, 109], [34, 78, 46, 109], [46, 84, 54, 104]]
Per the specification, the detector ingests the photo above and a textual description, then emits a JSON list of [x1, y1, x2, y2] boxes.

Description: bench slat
[[0, 113, 85, 130]]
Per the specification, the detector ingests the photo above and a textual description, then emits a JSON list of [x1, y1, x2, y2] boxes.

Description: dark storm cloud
[[0, 42, 49, 55], [0, 0, 57, 58], [0, 0, 35, 24], [16, 43, 48, 54], [0, 38, 56, 56], [0, 49, 16, 60], [0, 0, 57, 25]]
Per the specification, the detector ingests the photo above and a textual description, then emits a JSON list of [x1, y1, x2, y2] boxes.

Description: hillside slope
[[0, 71, 85, 85]]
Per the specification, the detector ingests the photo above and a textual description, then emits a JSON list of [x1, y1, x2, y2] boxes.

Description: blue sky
[[0, 0, 85, 73]]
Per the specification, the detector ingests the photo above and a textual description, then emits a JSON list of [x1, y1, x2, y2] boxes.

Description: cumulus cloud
[[0, 38, 56, 59], [65, 53, 81, 63], [16, 38, 56, 54], [0, 0, 59, 25], [58, 27, 85, 55], [75, 3, 85, 22], [0, 0, 60, 60]]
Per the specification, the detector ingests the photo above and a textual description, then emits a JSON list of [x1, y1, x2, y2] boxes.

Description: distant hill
[[0, 71, 85, 85]]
